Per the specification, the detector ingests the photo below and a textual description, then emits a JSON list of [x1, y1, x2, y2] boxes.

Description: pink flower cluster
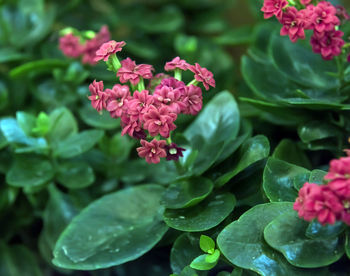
[[294, 154, 350, 225], [261, 0, 348, 60], [88, 43, 215, 164], [59, 26, 111, 65]]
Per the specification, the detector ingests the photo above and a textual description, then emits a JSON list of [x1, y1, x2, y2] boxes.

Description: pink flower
[[137, 139, 167, 164], [148, 73, 171, 90], [143, 105, 177, 138], [121, 115, 142, 138], [310, 30, 344, 60], [261, 0, 288, 20], [294, 183, 343, 225], [183, 85, 203, 115], [336, 5, 350, 23], [95, 40, 126, 62], [279, 7, 311, 43], [189, 63, 215, 91], [300, 0, 312, 6], [310, 1, 340, 33], [325, 157, 350, 198], [88, 80, 107, 112], [164, 57, 190, 71], [117, 58, 154, 86], [105, 84, 131, 118], [127, 90, 154, 122], [154, 78, 187, 114], [59, 33, 83, 58]]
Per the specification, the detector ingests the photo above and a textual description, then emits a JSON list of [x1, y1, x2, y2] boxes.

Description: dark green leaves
[[183, 91, 240, 175], [53, 185, 168, 270], [54, 130, 104, 159], [57, 161, 95, 189], [78, 106, 120, 130], [161, 177, 214, 209], [164, 193, 236, 232]]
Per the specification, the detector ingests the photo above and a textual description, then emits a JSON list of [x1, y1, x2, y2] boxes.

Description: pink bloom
[[59, 33, 83, 58], [280, 7, 311, 43], [95, 40, 126, 62], [164, 57, 190, 71], [105, 84, 131, 118], [261, 0, 288, 20], [143, 105, 177, 138], [154, 78, 187, 114], [137, 139, 167, 164], [189, 63, 215, 91], [310, 30, 344, 60], [88, 80, 107, 112], [294, 183, 343, 225], [121, 115, 142, 138], [95, 25, 111, 43], [127, 90, 154, 122], [148, 73, 171, 90], [341, 200, 350, 225], [325, 157, 350, 198], [117, 58, 154, 86], [183, 85, 203, 115], [300, 0, 312, 5], [310, 1, 340, 33], [336, 5, 350, 23]]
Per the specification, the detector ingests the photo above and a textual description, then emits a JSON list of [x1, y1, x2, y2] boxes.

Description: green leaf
[[53, 185, 168, 270], [33, 112, 50, 136], [264, 210, 344, 268], [205, 249, 220, 263], [190, 254, 217, 271], [164, 193, 236, 232], [99, 133, 134, 162], [298, 121, 342, 144], [0, 82, 8, 111], [306, 221, 346, 239], [199, 235, 215, 253], [184, 91, 240, 175], [263, 158, 310, 202], [54, 130, 104, 159], [345, 231, 350, 259], [48, 107, 78, 143], [272, 139, 311, 169], [0, 47, 30, 63], [270, 34, 339, 90], [215, 135, 270, 187], [171, 234, 205, 275], [57, 161, 95, 189], [161, 177, 214, 209], [217, 202, 327, 275], [10, 59, 67, 79], [214, 25, 254, 46], [16, 111, 36, 136], [6, 155, 54, 188], [78, 106, 120, 130], [308, 170, 327, 186], [0, 242, 42, 276]]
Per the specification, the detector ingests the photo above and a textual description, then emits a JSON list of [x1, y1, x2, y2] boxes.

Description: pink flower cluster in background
[[261, 0, 349, 60], [87, 41, 215, 164], [59, 26, 110, 65], [294, 154, 350, 225]]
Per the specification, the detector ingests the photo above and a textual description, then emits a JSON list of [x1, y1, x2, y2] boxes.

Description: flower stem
[[174, 69, 182, 81], [110, 54, 121, 72], [187, 79, 199, 86], [137, 78, 145, 91]]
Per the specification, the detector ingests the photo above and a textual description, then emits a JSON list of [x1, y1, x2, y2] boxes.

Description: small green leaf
[[57, 161, 95, 189], [190, 254, 217, 271], [205, 249, 220, 263], [199, 235, 215, 253], [48, 107, 78, 143], [32, 112, 50, 136], [164, 193, 235, 232], [78, 106, 120, 130], [54, 130, 104, 159], [161, 177, 214, 209], [16, 112, 36, 136]]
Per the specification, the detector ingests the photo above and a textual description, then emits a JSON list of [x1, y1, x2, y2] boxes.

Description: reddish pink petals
[[261, 0, 288, 20], [105, 84, 131, 118], [117, 58, 154, 86], [189, 63, 215, 91], [88, 80, 107, 112], [95, 40, 126, 62], [300, 0, 312, 5], [294, 183, 343, 225], [183, 85, 203, 115], [59, 34, 83, 58], [164, 56, 190, 71], [310, 30, 344, 60], [310, 1, 340, 33], [143, 105, 177, 138], [127, 90, 154, 122], [325, 157, 350, 198], [137, 139, 167, 164]]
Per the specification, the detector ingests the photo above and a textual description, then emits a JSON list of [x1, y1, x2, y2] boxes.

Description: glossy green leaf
[[161, 177, 214, 209], [6, 155, 54, 188], [16, 111, 36, 137], [199, 235, 215, 253], [190, 254, 217, 271], [57, 161, 95, 189], [184, 91, 240, 175], [215, 135, 270, 187], [10, 59, 67, 78], [306, 221, 346, 239], [0, 47, 30, 63], [78, 106, 120, 130], [264, 210, 344, 268], [0, 242, 42, 276], [48, 107, 77, 143], [298, 121, 342, 143], [164, 193, 235, 232], [293, 169, 327, 191], [205, 249, 220, 263], [263, 158, 310, 202], [54, 130, 104, 159], [345, 231, 350, 259], [53, 185, 168, 270]]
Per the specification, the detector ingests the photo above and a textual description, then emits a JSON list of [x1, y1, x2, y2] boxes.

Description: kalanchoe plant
[[87, 40, 215, 164]]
